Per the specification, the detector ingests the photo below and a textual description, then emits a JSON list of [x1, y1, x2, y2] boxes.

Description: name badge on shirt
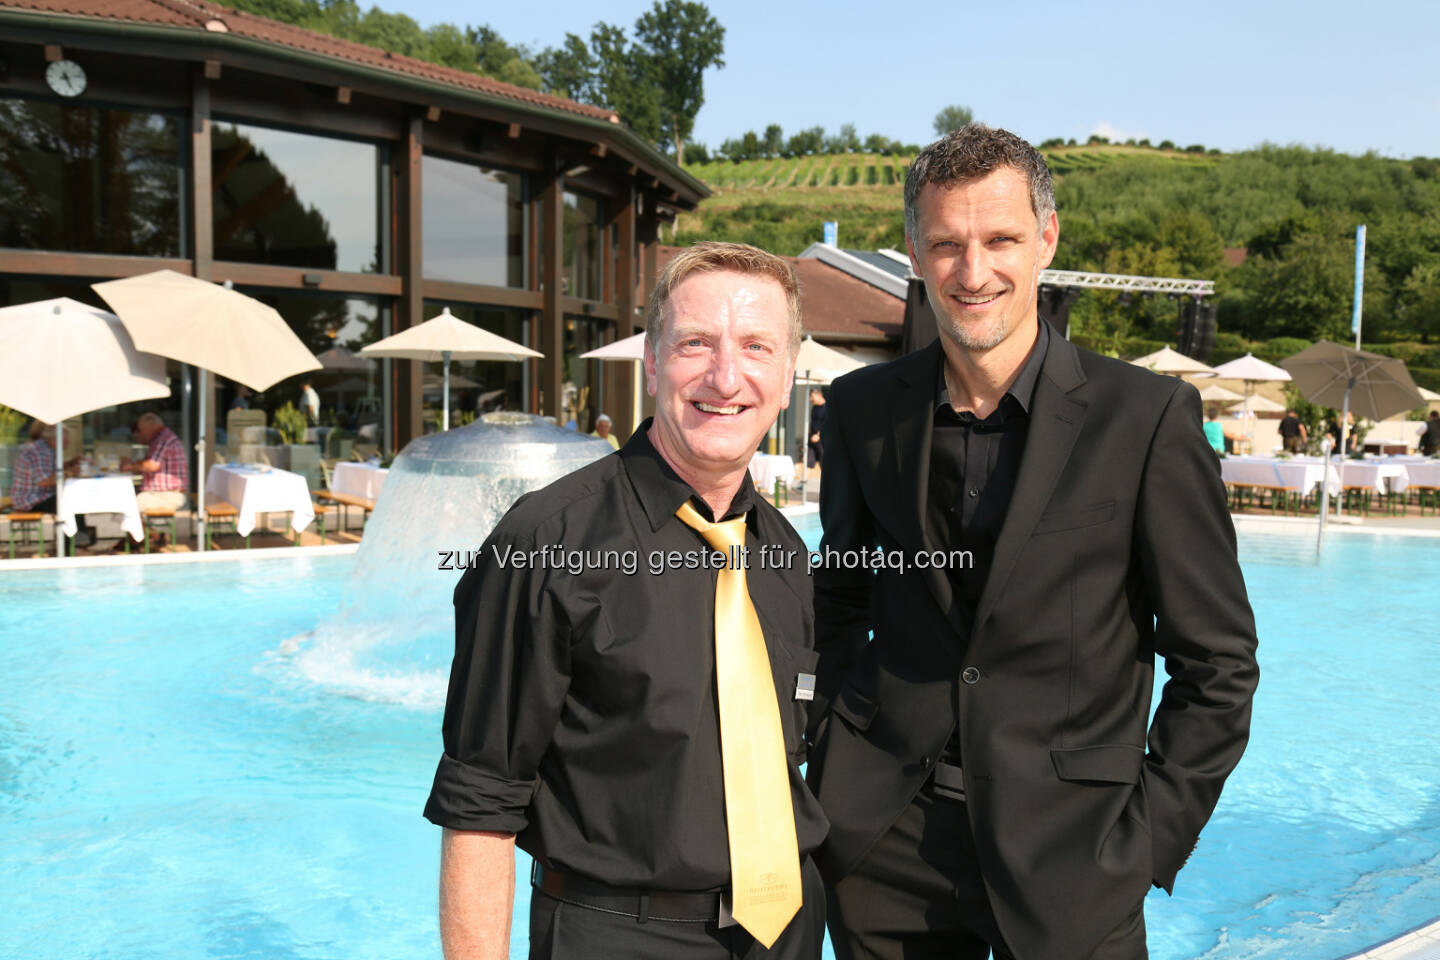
[[794, 673, 816, 702]]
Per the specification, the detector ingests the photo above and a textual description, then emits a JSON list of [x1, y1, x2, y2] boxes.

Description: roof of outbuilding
[[656, 246, 903, 343]]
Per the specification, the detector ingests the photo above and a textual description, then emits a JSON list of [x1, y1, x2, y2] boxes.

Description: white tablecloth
[[749, 453, 795, 493], [58, 475, 142, 541], [1338, 461, 1409, 494], [1221, 458, 1340, 497], [332, 462, 388, 500], [1393, 461, 1440, 487], [206, 464, 314, 537]]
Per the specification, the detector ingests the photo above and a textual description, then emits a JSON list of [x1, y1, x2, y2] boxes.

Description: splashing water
[[291, 413, 613, 706]]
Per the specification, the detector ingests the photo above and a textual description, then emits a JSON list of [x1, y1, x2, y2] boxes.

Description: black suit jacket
[[807, 335, 1259, 960]]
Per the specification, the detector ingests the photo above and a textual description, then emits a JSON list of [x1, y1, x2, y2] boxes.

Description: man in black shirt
[[1420, 410, 1440, 456], [425, 242, 827, 960], [807, 387, 828, 468], [809, 126, 1257, 960], [1279, 409, 1307, 453]]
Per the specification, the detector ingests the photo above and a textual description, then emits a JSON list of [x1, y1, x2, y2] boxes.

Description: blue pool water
[[2, 524, 1438, 959]]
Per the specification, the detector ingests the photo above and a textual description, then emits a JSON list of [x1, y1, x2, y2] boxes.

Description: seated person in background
[[9, 420, 97, 544], [589, 412, 620, 451], [1203, 408, 1227, 454], [11, 419, 59, 513], [120, 413, 189, 546]]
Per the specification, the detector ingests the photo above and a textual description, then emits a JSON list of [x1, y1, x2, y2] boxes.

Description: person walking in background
[[1418, 410, 1440, 456], [300, 379, 320, 426], [1279, 408, 1307, 453], [807, 387, 827, 469], [809, 124, 1258, 960], [1204, 408, 1227, 454]]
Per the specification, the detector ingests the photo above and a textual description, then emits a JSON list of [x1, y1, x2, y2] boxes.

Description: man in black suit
[[808, 125, 1259, 960]]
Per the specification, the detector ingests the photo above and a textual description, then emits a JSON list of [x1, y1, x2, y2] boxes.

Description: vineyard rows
[[686, 148, 1220, 191]]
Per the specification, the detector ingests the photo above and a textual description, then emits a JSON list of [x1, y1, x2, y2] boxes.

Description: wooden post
[[190, 70, 216, 506], [395, 115, 424, 448], [638, 198, 660, 422], [539, 146, 564, 420], [611, 186, 638, 438]]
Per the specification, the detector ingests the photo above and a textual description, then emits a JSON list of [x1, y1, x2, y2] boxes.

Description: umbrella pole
[[55, 419, 65, 557], [443, 350, 451, 432], [1316, 437, 1331, 555], [197, 368, 208, 553], [1336, 386, 1352, 520], [800, 372, 812, 499]]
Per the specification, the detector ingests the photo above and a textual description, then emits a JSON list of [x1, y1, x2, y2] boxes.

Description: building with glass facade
[[0, 0, 705, 496]]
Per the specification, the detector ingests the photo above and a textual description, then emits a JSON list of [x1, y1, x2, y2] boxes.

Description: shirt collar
[[620, 418, 757, 531], [935, 320, 1050, 416]]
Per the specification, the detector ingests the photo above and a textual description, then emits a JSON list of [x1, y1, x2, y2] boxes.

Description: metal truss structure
[[1039, 269, 1214, 297]]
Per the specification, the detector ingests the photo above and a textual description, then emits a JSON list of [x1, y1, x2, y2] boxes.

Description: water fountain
[[293, 412, 613, 706]]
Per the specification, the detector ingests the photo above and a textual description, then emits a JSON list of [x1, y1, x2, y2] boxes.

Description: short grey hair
[[904, 123, 1055, 242], [645, 241, 803, 356]]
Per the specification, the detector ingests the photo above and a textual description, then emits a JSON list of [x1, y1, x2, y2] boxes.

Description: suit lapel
[[888, 340, 971, 639], [974, 335, 1089, 633]]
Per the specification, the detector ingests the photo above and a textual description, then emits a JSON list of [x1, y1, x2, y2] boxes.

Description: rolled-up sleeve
[[423, 532, 571, 833]]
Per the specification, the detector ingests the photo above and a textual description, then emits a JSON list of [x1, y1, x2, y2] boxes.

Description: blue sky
[[398, 0, 1438, 158]]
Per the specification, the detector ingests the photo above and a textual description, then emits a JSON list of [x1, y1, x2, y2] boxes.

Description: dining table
[[1220, 456, 1340, 498], [206, 463, 315, 537], [332, 461, 388, 500], [57, 474, 143, 543]]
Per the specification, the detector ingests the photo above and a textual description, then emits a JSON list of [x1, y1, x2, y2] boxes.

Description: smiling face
[[907, 165, 1058, 355], [644, 269, 796, 485]]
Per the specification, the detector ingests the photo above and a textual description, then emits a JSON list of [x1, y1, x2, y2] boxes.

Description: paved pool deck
[[1338, 918, 1440, 959]]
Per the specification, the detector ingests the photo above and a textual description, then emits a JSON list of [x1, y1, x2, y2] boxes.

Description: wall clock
[[45, 59, 86, 98]]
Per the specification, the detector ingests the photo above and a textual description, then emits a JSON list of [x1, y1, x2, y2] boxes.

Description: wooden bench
[[1410, 485, 1440, 517], [315, 490, 375, 539], [140, 506, 178, 554], [6, 512, 47, 558], [1226, 482, 1302, 515], [204, 501, 246, 549]]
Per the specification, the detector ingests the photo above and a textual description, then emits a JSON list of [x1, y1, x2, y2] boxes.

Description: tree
[[762, 124, 784, 157], [932, 104, 973, 137], [589, 22, 662, 144], [633, 0, 726, 164], [469, 25, 542, 89], [535, 33, 598, 101], [1402, 262, 1440, 343]]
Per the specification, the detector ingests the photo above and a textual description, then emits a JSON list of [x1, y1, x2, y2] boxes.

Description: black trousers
[[529, 858, 826, 960], [827, 783, 1146, 960]]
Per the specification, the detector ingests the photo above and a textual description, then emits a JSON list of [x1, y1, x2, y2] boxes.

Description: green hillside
[[674, 145, 1440, 379]]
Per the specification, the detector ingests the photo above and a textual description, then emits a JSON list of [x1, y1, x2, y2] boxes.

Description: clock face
[[45, 59, 86, 98]]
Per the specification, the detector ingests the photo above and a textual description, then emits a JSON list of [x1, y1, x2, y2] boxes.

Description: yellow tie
[[675, 499, 802, 948]]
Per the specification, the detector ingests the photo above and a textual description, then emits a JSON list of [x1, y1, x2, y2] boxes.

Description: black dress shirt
[[926, 321, 1050, 632], [424, 420, 827, 892]]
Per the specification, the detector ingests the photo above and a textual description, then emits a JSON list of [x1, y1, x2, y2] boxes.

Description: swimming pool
[[2, 524, 1437, 959]]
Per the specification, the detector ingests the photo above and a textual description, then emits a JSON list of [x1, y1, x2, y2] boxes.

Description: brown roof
[[655, 246, 903, 342], [1, 0, 619, 123]]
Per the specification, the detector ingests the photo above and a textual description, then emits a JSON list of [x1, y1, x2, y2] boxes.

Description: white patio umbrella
[[1211, 353, 1292, 450], [580, 331, 646, 361], [1130, 346, 1218, 378], [359, 307, 541, 431], [793, 337, 866, 494], [0, 297, 171, 555], [93, 270, 323, 552], [1197, 384, 1245, 405]]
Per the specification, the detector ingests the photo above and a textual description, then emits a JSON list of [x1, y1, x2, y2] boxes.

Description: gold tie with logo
[[675, 499, 802, 948]]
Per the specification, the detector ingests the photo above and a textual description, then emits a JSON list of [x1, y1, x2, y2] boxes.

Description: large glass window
[[561, 316, 604, 432], [0, 98, 182, 256], [212, 121, 380, 273], [422, 303, 529, 426], [564, 191, 603, 301], [422, 155, 525, 287]]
